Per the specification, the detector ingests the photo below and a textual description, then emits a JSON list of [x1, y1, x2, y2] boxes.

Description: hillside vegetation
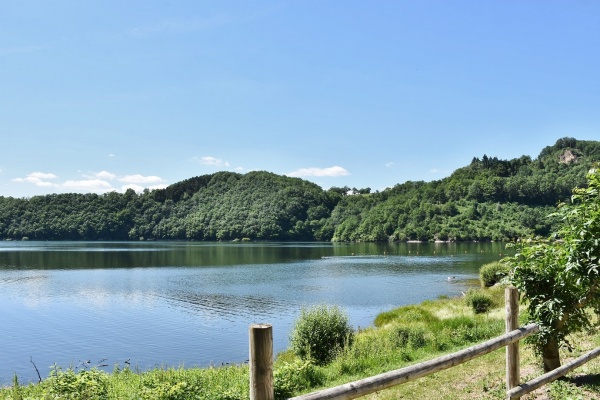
[[1, 137, 599, 242]]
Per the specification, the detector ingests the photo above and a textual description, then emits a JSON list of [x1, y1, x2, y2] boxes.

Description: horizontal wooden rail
[[507, 346, 600, 399], [289, 323, 539, 400]]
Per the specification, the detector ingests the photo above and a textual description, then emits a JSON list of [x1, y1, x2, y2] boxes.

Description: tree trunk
[[542, 338, 561, 372]]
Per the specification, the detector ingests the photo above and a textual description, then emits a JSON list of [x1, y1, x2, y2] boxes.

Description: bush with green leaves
[[479, 261, 509, 287], [44, 367, 108, 400], [506, 166, 600, 372], [273, 359, 323, 399], [139, 368, 246, 400], [290, 305, 354, 365], [465, 289, 494, 314], [388, 325, 427, 349]]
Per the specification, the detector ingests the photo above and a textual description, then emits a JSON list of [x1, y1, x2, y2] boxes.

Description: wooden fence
[[249, 288, 600, 400]]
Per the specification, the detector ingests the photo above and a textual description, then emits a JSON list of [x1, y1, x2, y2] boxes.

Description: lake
[[0, 241, 510, 385]]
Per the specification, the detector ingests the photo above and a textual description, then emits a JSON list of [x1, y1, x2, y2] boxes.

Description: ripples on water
[[0, 241, 509, 385]]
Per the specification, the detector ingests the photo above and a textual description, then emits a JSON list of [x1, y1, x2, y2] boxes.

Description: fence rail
[[507, 347, 600, 399], [288, 323, 538, 400], [248, 287, 600, 400]]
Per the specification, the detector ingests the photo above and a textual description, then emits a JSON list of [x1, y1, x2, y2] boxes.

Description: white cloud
[[13, 171, 167, 194], [385, 162, 395, 168], [63, 179, 114, 192], [29, 172, 58, 180], [12, 172, 58, 187], [119, 174, 164, 184], [198, 156, 230, 167], [286, 166, 350, 178], [96, 170, 117, 180], [108, 153, 116, 158]]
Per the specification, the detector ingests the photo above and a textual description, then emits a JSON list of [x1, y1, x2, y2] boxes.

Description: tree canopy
[[1, 138, 599, 243]]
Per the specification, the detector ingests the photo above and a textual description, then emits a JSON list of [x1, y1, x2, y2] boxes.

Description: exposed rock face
[[559, 149, 578, 164]]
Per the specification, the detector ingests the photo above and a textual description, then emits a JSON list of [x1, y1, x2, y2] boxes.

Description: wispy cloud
[[119, 174, 164, 184], [12, 172, 58, 187], [63, 179, 113, 192], [13, 171, 168, 194], [286, 166, 350, 178], [197, 156, 231, 167], [385, 162, 395, 168]]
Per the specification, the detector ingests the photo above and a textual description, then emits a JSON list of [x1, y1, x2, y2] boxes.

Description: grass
[[3, 364, 250, 400], [3, 286, 600, 399]]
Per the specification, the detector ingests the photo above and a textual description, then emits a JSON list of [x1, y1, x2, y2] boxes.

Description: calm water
[[0, 241, 510, 385]]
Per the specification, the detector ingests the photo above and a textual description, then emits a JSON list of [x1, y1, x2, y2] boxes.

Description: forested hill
[[1, 137, 599, 242]]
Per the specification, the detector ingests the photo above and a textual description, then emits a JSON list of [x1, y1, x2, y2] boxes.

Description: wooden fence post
[[506, 287, 520, 400], [250, 324, 274, 400]]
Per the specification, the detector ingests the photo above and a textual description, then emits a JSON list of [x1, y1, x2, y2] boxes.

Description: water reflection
[[0, 241, 509, 269], [0, 241, 511, 385]]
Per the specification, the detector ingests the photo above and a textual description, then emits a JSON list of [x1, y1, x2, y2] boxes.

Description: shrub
[[139, 367, 246, 400], [465, 289, 494, 314], [388, 325, 427, 349], [44, 367, 108, 400], [273, 360, 323, 399], [479, 261, 509, 287], [290, 305, 354, 365]]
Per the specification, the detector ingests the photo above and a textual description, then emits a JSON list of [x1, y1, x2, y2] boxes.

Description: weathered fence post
[[249, 324, 274, 400], [506, 287, 520, 400]]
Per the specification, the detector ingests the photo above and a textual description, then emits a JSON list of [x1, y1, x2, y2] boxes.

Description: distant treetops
[[1, 137, 598, 243]]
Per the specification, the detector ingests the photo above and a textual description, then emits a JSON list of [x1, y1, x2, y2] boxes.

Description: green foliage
[[387, 325, 427, 349], [9, 375, 23, 400], [1, 138, 599, 243], [44, 367, 108, 400], [479, 261, 510, 287], [548, 378, 588, 400], [464, 289, 494, 314], [138, 366, 247, 400], [433, 315, 503, 345], [273, 360, 324, 399], [506, 166, 600, 358], [330, 138, 599, 242], [140, 371, 199, 400], [290, 305, 354, 365]]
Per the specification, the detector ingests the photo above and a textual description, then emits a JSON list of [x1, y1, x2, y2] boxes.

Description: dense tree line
[[329, 138, 599, 242], [1, 138, 599, 242]]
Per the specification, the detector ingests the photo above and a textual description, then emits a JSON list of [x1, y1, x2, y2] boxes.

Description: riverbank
[[2, 286, 599, 399]]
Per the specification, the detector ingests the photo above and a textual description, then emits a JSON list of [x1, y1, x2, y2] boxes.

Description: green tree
[[506, 166, 600, 372]]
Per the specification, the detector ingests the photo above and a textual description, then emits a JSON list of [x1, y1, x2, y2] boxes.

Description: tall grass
[[2, 365, 250, 400]]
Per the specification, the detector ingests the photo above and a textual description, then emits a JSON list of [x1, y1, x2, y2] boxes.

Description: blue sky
[[1, 1, 598, 198]]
